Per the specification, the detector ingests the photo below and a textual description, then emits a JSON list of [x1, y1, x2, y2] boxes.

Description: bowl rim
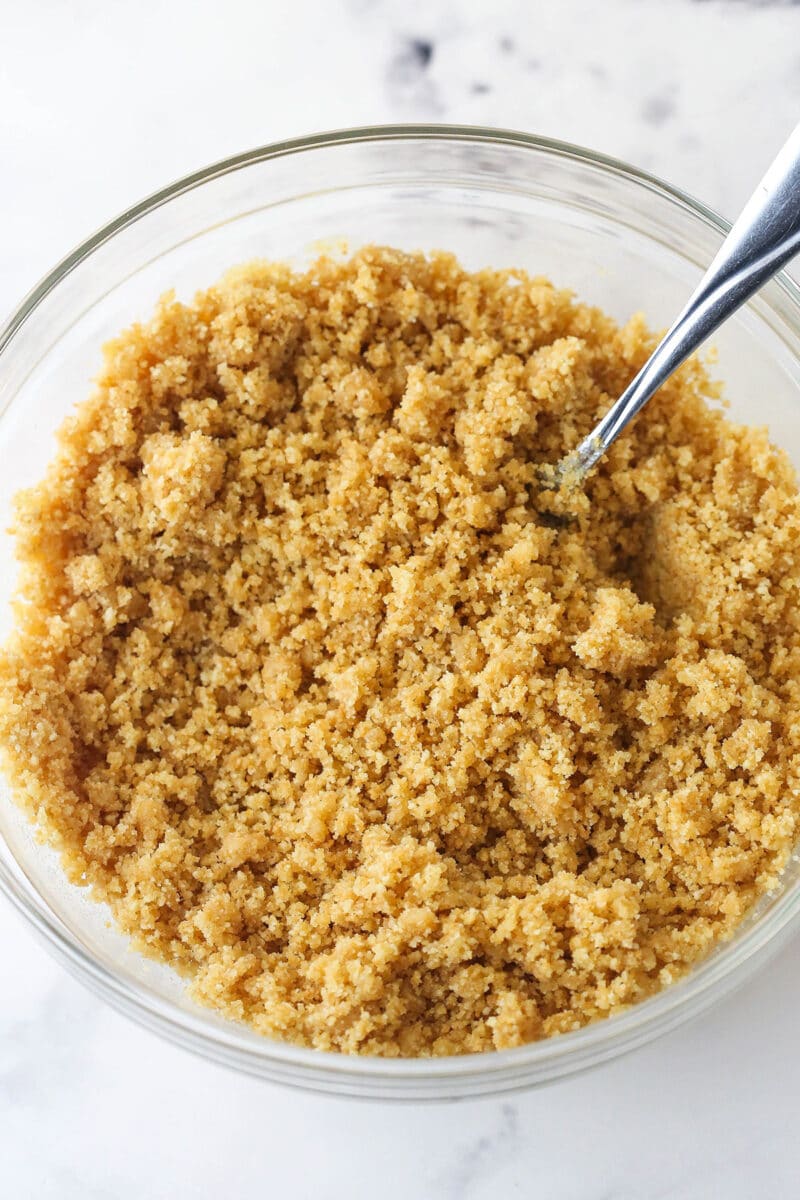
[[3, 122, 800, 1089]]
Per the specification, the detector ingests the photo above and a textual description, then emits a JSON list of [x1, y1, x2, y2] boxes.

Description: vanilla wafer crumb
[[2, 246, 800, 1056]]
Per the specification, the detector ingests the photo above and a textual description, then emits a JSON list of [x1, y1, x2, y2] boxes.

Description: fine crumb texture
[[2, 246, 800, 1057]]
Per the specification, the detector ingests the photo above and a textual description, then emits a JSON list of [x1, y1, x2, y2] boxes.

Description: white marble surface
[[2, 1, 800, 1196]]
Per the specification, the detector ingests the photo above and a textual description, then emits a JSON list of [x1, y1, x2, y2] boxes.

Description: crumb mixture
[[2, 246, 800, 1057]]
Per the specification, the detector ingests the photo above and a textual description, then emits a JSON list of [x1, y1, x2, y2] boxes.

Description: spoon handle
[[555, 121, 800, 485]]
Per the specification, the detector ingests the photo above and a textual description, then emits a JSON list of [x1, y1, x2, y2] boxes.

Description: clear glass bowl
[[2, 126, 800, 1101]]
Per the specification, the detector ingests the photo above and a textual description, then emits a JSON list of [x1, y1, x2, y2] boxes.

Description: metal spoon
[[545, 121, 800, 492]]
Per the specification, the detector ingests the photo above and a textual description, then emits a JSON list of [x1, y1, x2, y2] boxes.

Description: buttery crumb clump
[[3, 246, 800, 1057]]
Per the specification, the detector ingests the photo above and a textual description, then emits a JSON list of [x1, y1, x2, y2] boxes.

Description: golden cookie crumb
[[2, 246, 800, 1057]]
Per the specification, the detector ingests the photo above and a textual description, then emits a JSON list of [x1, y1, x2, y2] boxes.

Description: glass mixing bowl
[[2, 126, 800, 1101]]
